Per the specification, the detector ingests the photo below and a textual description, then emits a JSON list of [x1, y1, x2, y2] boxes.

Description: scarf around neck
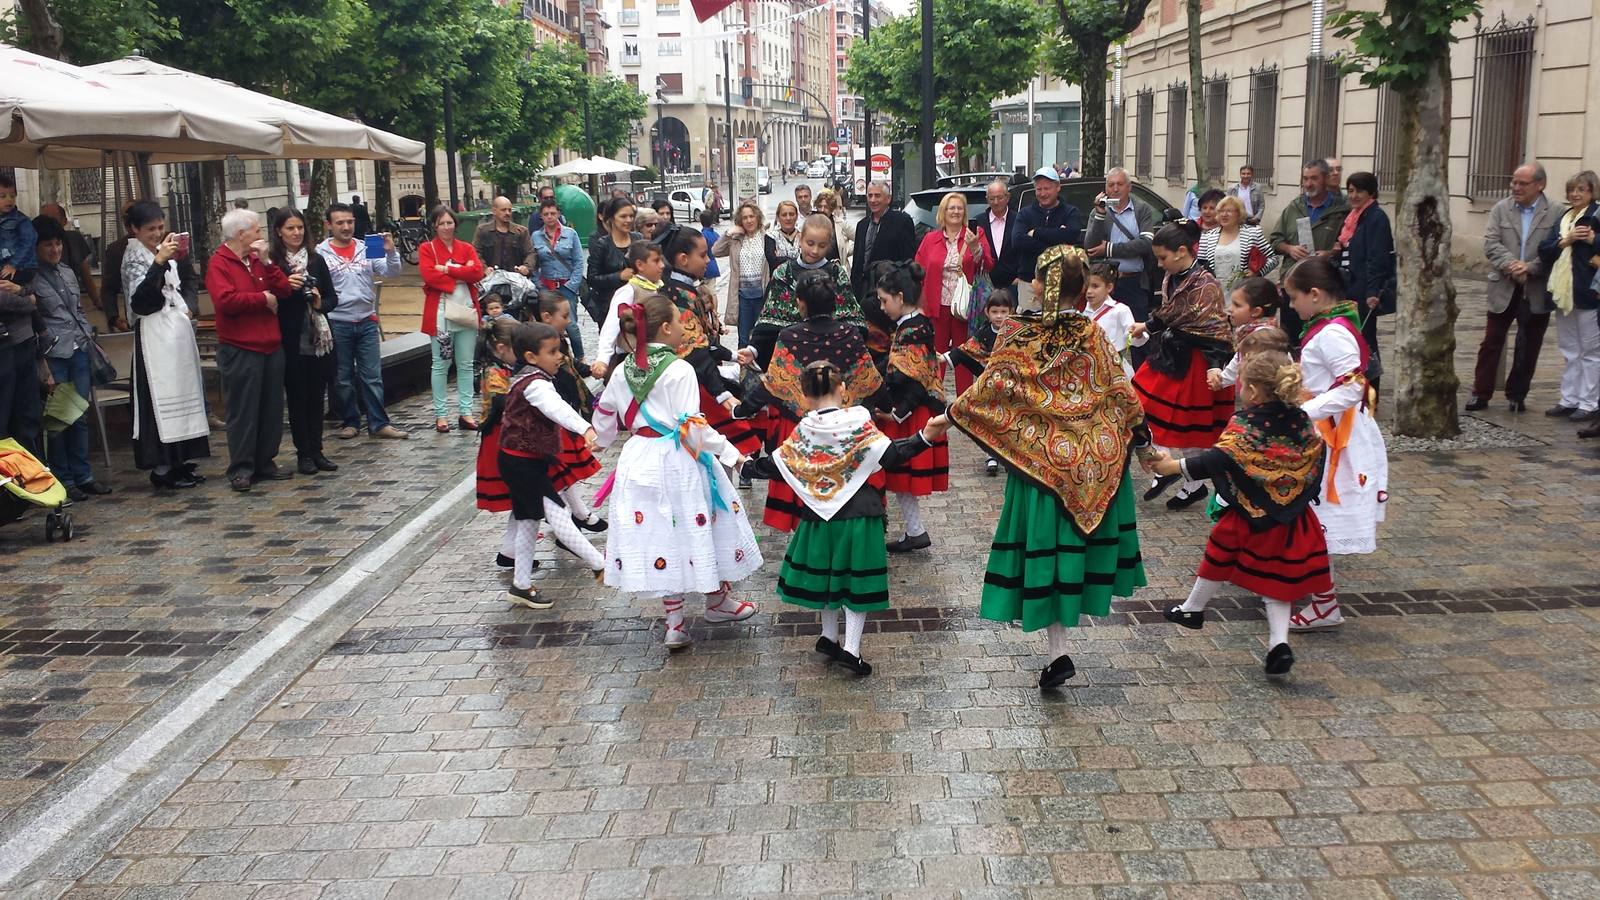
[[623, 344, 677, 404], [1338, 198, 1373, 248], [774, 406, 892, 520], [1549, 205, 1586, 314], [1300, 299, 1362, 338]]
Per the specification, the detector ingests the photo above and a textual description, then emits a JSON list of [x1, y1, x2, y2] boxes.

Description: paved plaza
[[2, 279, 1599, 899]]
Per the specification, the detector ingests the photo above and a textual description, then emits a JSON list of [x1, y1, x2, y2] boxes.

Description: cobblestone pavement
[[7, 279, 1600, 898]]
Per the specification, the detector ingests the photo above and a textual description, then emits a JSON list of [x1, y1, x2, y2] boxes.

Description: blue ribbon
[[638, 407, 731, 512]]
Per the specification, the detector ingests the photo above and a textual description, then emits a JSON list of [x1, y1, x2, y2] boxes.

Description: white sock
[[819, 608, 840, 642], [663, 596, 685, 631], [562, 485, 594, 523], [1047, 623, 1069, 659], [499, 516, 517, 558], [843, 608, 866, 656], [513, 518, 539, 590], [1181, 577, 1223, 613], [1263, 597, 1291, 648], [542, 497, 605, 569], [898, 493, 926, 537], [1179, 477, 1204, 496]]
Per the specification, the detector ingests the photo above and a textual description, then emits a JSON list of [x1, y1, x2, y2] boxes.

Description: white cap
[[1032, 166, 1061, 182]]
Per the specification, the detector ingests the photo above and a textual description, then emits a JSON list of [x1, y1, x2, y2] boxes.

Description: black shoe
[[181, 463, 205, 484], [80, 481, 113, 496], [738, 474, 753, 490], [312, 454, 339, 472], [495, 553, 538, 570], [1571, 408, 1600, 423], [229, 475, 253, 493], [1264, 642, 1295, 677], [1508, 399, 1526, 413], [1166, 484, 1208, 510], [575, 514, 608, 533], [814, 636, 845, 660], [886, 532, 932, 553], [506, 585, 552, 610], [65, 485, 88, 502], [1163, 605, 1205, 630], [1464, 396, 1488, 412], [298, 456, 319, 475], [1144, 473, 1180, 501], [832, 648, 872, 676], [1580, 421, 1600, 439], [985, 458, 999, 476], [1546, 405, 1577, 417], [150, 470, 197, 489], [1039, 654, 1076, 689]]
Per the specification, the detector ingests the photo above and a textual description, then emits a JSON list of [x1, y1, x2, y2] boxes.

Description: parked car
[[903, 179, 1179, 239], [937, 171, 1015, 188], [806, 160, 829, 178], [757, 166, 771, 194], [668, 187, 707, 223]]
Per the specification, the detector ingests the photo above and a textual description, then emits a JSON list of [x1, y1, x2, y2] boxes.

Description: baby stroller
[[0, 438, 74, 542]]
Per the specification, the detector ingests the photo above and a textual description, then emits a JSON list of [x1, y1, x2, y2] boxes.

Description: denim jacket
[[531, 225, 583, 295]]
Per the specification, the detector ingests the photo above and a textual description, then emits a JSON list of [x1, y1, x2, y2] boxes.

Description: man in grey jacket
[[318, 203, 409, 441], [1084, 167, 1159, 322], [1227, 166, 1265, 226], [1467, 163, 1564, 412]]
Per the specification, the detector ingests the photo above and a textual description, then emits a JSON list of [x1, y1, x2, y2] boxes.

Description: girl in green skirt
[[949, 245, 1152, 689], [742, 360, 949, 676]]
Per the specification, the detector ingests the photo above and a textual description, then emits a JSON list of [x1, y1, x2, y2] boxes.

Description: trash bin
[[554, 184, 597, 245]]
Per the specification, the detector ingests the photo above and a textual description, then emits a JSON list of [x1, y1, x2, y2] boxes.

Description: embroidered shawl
[[888, 313, 944, 403], [661, 274, 716, 355], [1156, 264, 1232, 341], [1212, 401, 1326, 528], [623, 345, 678, 405], [774, 406, 892, 520], [763, 316, 883, 415], [758, 259, 865, 329]]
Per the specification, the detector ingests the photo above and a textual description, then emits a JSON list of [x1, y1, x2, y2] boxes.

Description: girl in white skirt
[[593, 293, 764, 650], [1282, 257, 1389, 630]]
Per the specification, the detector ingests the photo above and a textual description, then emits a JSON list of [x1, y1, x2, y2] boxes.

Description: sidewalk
[[5, 277, 1600, 898]]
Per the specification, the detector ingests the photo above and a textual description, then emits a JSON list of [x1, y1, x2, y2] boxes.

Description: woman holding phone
[[270, 207, 340, 474]]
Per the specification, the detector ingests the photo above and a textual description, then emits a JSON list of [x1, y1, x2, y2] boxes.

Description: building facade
[[1110, 0, 1600, 264], [833, 1, 892, 152], [989, 70, 1084, 177]]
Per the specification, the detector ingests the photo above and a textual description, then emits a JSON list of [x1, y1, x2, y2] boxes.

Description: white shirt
[[515, 371, 591, 436], [595, 280, 657, 362], [1088, 298, 1135, 353], [593, 351, 740, 467], [1299, 321, 1366, 422], [1234, 183, 1254, 217]]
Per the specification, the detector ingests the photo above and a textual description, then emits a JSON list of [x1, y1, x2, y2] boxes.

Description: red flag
[[691, 0, 738, 22]]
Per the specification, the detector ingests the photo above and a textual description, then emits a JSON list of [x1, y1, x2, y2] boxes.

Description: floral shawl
[[762, 316, 882, 416], [774, 406, 892, 520], [1212, 401, 1325, 529]]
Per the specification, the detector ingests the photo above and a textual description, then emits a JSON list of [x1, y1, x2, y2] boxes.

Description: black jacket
[[585, 229, 644, 322], [1538, 202, 1600, 312], [1338, 204, 1398, 316], [276, 251, 339, 356], [1013, 201, 1084, 280], [850, 209, 918, 298], [976, 208, 1020, 288]]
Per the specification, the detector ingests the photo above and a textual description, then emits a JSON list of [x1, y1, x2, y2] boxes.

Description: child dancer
[[874, 261, 948, 553], [742, 362, 946, 675], [1150, 351, 1332, 677], [476, 318, 521, 569], [947, 245, 1149, 689], [592, 242, 666, 378], [1206, 276, 1282, 393], [945, 289, 1017, 476], [1084, 262, 1137, 377], [1129, 219, 1235, 511], [733, 272, 882, 531], [748, 214, 870, 368], [498, 323, 606, 609], [1283, 257, 1388, 631], [535, 291, 605, 532], [594, 294, 764, 650]]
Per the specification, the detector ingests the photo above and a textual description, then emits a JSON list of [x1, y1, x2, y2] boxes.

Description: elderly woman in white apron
[[121, 200, 210, 488]]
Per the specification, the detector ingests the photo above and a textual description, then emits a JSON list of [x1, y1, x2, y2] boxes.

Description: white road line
[[0, 475, 475, 888]]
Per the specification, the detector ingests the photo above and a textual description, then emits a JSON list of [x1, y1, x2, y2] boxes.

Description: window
[[659, 73, 683, 96], [70, 168, 103, 205], [1204, 75, 1228, 182], [1135, 89, 1155, 179], [1248, 66, 1277, 183], [659, 40, 682, 57], [1300, 55, 1340, 163], [659, 1, 678, 16], [1373, 83, 1402, 194], [260, 159, 280, 188], [621, 41, 641, 66], [226, 156, 247, 190], [1108, 100, 1125, 171], [1165, 82, 1187, 181], [625, 74, 638, 89], [619, 9, 639, 27], [1466, 15, 1536, 199]]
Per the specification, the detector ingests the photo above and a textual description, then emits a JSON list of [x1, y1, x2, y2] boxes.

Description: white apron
[[124, 244, 209, 444]]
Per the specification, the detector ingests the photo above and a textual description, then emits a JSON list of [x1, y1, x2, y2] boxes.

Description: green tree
[[5, 0, 175, 63], [1046, 0, 1154, 177], [586, 74, 649, 159], [475, 39, 586, 196], [1333, 1, 1477, 438], [845, 0, 1046, 166]]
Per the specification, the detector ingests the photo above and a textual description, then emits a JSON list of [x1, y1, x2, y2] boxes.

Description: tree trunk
[[1391, 57, 1459, 438], [422, 131, 441, 211], [1076, 37, 1110, 178], [16, 0, 63, 58], [374, 161, 393, 231], [197, 160, 227, 271], [307, 160, 336, 244], [1186, 0, 1207, 186]]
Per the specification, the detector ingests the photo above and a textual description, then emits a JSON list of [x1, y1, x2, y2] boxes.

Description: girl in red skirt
[[1147, 351, 1333, 677], [1129, 219, 1235, 511], [476, 318, 521, 569], [874, 261, 948, 553], [536, 291, 606, 532]]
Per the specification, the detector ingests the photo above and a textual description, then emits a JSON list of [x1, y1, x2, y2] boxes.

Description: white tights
[[896, 493, 926, 537], [1047, 623, 1069, 659], [500, 516, 517, 558], [512, 498, 604, 589], [818, 607, 867, 655], [1179, 577, 1291, 648], [561, 485, 596, 523]]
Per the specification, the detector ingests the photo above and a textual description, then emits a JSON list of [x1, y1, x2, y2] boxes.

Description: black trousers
[[285, 351, 329, 458], [216, 343, 285, 479], [0, 337, 42, 456]]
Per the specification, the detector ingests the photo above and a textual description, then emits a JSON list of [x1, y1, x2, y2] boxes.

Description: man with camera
[[1083, 167, 1159, 325]]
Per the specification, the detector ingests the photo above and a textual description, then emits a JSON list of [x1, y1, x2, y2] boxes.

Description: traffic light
[[655, 76, 668, 103], [741, 76, 753, 103]]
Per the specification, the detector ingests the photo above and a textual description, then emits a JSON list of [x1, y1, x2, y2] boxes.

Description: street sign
[[835, 125, 852, 144], [827, 140, 840, 156], [939, 140, 958, 162], [735, 138, 758, 166]]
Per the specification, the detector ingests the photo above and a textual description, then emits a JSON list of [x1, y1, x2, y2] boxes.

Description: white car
[[757, 166, 771, 194], [806, 160, 829, 178], [668, 188, 707, 223]]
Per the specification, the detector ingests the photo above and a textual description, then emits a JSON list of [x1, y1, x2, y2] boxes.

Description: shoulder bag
[[435, 240, 480, 330]]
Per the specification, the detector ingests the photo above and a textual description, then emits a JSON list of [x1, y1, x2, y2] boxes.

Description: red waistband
[[636, 427, 664, 438]]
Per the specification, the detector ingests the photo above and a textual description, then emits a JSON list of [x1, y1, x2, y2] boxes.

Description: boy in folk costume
[[1083, 262, 1137, 377], [591, 241, 666, 378], [496, 323, 607, 610], [1150, 351, 1333, 677], [1129, 219, 1236, 511], [733, 273, 883, 531], [874, 261, 950, 553], [742, 362, 947, 676], [594, 295, 764, 651], [949, 245, 1150, 689], [534, 292, 606, 533], [1281, 257, 1388, 631]]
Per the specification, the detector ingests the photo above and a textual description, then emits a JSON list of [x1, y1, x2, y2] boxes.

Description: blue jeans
[[737, 289, 765, 350], [47, 350, 94, 487], [431, 327, 477, 419], [331, 318, 390, 433], [558, 286, 585, 361]]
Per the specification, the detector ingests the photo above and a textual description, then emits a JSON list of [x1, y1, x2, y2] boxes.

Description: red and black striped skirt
[[548, 428, 602, 492], [475, 424, 511, 513], [1133, 349, 1234, 448], [1197, 507, 1334, 603], [761, 410, 804, 532], [699, 386, 763, 457], [880, 407, 949, 496]]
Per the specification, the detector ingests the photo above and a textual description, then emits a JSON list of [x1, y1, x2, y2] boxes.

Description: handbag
[[947, 273, 973, 320], [442, 281, 478, 330], [70, 315, 118, 386]]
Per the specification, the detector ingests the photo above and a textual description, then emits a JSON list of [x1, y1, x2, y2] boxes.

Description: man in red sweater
[[205, 208, 302, 492]]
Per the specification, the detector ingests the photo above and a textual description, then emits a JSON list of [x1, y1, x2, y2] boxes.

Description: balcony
[[620, 42, 641, 66], [619, 8, 638, 26]]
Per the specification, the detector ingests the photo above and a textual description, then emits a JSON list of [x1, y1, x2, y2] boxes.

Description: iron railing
[[1165, 82, 1187, 181], [1204, 75, 1229, 182], [1248, 66, 1278, 184], [1300, 55, 1341, 164], [1135, 89, 1155, 179], [1374, 83, 1401, 195], [1466, 15, 1537, 200]]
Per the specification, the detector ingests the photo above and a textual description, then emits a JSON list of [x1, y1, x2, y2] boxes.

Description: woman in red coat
[[913, 192, 992, 394], [419, 205, 486, 433]]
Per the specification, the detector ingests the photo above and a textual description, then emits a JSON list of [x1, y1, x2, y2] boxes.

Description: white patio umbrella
[[86, 55, 424, 164], [542, 155, 645, 177], [0, 44, 284, 168]]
